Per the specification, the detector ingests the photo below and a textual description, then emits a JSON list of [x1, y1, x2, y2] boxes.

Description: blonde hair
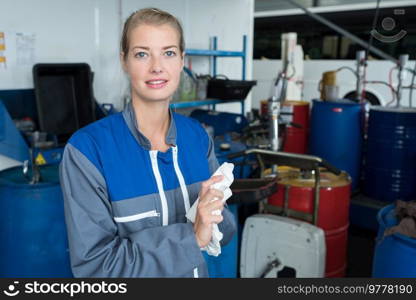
[[121, 8, 185, 60]]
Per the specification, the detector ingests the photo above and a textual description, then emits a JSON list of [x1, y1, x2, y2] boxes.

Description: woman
[[60, 8, 236, 278]]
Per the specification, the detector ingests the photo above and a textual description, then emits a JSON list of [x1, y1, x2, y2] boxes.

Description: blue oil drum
[[203, 204, 239, 278], [363, 107, 416, 202], [190, 109, 249, 136], [0, 164, 72, 277], [372, 204, 416, 277], [215, 136, 252, 179], [309, 99, 362, 189]]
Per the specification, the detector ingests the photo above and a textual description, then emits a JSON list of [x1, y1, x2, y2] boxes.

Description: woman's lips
[[145, 79, 168, 89]]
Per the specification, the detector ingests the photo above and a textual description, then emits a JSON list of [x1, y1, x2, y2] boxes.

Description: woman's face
[[122, 23, 184, 103]]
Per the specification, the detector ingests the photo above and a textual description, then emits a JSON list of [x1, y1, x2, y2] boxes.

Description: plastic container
[[33, 63, 95, 144], [309, 99, 362, 190], [207, 78, 256, 100], [0, 164, 73, 277], [190, 109, 249, 136], [372, 204, 416, 277]]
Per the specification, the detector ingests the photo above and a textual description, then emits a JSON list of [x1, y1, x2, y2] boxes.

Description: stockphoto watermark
[[371, 8, 407, 43], [2, 280, 127, 297]]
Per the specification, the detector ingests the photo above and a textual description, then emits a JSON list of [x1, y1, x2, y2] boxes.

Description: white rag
[[186, 162, 234, 256]]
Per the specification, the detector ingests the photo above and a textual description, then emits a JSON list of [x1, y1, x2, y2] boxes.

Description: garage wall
[[0, 0, 254, 112]]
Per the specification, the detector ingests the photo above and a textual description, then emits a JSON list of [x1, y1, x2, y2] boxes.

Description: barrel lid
[[277, 166, 350, 188], [0, 164, 60, 187], [283, 100, 309, 106], [312, 99, 360, 107], [370, 106, 416, 113]]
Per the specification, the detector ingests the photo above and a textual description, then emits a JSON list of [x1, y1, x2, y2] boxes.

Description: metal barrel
[[364, 107, 416, 202], [268, 167, 351, 277], [282, 101, 309, 154], [0, 164, 72, 277]]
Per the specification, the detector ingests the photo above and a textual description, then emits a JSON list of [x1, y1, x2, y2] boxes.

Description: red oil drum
[[281, 101, 310, 154], [268, 167, 351, 277], [260, 100, 268, 117]]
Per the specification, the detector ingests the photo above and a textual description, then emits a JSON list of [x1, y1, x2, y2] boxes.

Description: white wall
[[0, 0, 254, 112]]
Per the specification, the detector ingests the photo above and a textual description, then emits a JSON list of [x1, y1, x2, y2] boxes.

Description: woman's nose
[[150, 57, 163, 74]]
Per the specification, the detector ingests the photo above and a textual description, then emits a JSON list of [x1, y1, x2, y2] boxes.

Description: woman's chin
[[134, 94, 173, 104]]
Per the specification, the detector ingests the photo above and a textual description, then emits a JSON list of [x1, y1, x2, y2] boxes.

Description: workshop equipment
[[207, 76, 256, 100], [190, 109, 249, 137], [33, 63, 96, 145], [0, 164, 72, 277], [319, 71, 338, 101], [203, 137, 258, 278], [0, 100, 29, 171], [281, 100, 309, 154], [355, 50, 366, 103], [190, 109, 254, 178], [215, 135, 253, 179], [372, 204, 416, 277], [363, 107, 416, 202], [281, 32, 304, 101], [0, 97, 63, 171], [266, 32, 303, 152], [309, 99, 362, 190], [268, 167, 351, 277], [240, 214, 325, 278], [396, 54, 409, 107], [228, 149, 345, 277], [203, 178, 277, 278]]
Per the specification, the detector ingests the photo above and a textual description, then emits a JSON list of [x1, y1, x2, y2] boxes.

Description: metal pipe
[[409, 62, 416, 107], [268, 97, 280, 152], [285, 0, 398, 64], [313, 167, 321, 225], [397, 54, 409, 107], [356, 50, 366, 103], [283, 185, 290, 216], [268, 72, 287, 152]]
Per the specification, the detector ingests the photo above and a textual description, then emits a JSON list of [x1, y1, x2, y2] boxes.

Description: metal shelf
[[185, 49, 244, 57], [175, 35, 247, 114]]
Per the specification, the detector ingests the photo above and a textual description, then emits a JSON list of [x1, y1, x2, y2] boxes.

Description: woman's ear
[[120, 52, 127, 72], [181, 52, 185, 68]]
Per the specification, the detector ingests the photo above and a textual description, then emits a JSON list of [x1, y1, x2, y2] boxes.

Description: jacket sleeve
[[60, 143, 206, 278], [206, 135, 237, 246]]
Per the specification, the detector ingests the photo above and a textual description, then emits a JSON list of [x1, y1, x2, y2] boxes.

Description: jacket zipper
[[114, 210, 160, 223]]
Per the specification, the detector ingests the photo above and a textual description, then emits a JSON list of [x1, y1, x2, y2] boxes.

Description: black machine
[[33, 63, 96, 145]]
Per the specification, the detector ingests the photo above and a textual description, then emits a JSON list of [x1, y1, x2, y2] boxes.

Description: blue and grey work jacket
[[59, 102, 237, 277]]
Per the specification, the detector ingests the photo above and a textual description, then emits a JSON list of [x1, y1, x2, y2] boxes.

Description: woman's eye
[[165, 50, 176, 57], [134, 52, 148, 58]]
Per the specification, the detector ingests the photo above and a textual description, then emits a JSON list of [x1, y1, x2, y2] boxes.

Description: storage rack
[[170, 35, 247, 115]]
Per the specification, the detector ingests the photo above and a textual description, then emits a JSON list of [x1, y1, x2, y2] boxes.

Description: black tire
[[343, 91, 381, 106]]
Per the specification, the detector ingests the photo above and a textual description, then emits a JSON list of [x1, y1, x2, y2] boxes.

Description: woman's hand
[[193, 175, 225, 248]]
